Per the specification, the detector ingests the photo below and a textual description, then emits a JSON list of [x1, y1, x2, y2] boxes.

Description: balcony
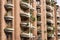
[[52, 0, 57, 4], [46, 0, 51, 5], [36, 5, 41, 9], [20, 11, 30, 18], [47, 19, 54, 24], [21, 32, 35, 38], [4, 27, 14, 33], [57, 21, 60, 24], [57, 27, 60, 30], [20, 22, 36, 29], [46, 5, 53, 12], [56, 5, 59, 10], [57, 15, 60, 18], [47, 26, 53, 30], [37, 21, 41, 26], [57, 12, 60, 18], [37, 29, 41, 34], [37, 13, 41, 17], [30, 6, 35, 11], [46, 12, 53, 17], [58, 39, 60, 40], [4, 16, 14, 21], [20, 1, 35, 10], [4, 4, 14, 10], [20, 1, 29, 9], [57, 14, 60, 18], [48, 34, 54, 37], [58, 33, 60, 35]]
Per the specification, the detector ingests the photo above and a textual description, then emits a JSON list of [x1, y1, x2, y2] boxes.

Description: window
[[58, 36, 60, 39], [36, 0, 41, 5], [6, 21, 12, 28], [37, 8, 41, 13], [7, 0, 12, 4], [7, 33, 12, 40], [7, 10, 12, 16], [47, 22, 51, 26]]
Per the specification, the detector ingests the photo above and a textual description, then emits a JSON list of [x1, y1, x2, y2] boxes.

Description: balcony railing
[[20, 1, 35, 10], [47, 19, 54, 24], [46, 12, 53, 17], [20, 1, 29, 9], [36, 5, 41, 9], [46, 5, 53, 12], [57, 14, 60, 18], [20, 22, 36, 29], [37, 29, 41, 34], [58, 39, 60, 40], [57, 21, 60, 24], [47, 26, 53, 30], [48, 33, 54, 37], [37, 21, 41, 26], [21, 32, 35, 38], [4, 27, 14, 33], [4, 16, 14, 20], [58, 33, 60, 35], [4, 4, 13, 10], [57, 27, 60, 30], [46, 0, 51, 5], [20, 11, 30, 18], [37, 13, 41, 17]]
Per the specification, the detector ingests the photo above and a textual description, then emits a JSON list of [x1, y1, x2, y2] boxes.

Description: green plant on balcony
[[48, 31, 54, 35], [51, 2, 54, 6], [31, 16, 35, 21], [30, 9, 33, 14], [51, 0, 57, 6], [30, 12, 32, 14], [22, 0, 28, 3], [50, 26, 55, 32], [30, 15, 35, 22]]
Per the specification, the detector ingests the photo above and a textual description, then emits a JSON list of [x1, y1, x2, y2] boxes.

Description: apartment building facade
[[0, 0, 59, 40], [56, 7, 60, 40]]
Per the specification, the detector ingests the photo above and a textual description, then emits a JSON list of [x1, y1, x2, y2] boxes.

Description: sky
[[57, 0, 60, 6]]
